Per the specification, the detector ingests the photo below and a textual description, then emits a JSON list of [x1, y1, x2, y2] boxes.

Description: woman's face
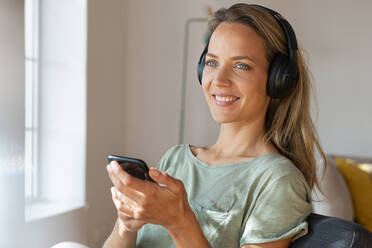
[[202, 22, 270, 125]]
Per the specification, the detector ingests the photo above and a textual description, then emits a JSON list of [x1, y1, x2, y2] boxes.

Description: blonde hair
[[208, 4, 326, 191]]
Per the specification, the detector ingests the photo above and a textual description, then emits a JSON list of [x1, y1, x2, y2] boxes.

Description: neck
[[211, 118, 275, 158]]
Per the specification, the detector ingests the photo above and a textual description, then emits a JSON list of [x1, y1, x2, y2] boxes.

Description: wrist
[[104, 218, 138, 248], [166, 208, 199, 238], [166, 209, 210, 248], [115, 219, 138, 239]]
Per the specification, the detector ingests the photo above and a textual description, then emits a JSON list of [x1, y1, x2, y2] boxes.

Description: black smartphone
[[107, 154, 155, 182]]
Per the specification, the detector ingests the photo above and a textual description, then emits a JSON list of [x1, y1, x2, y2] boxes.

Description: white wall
[[85, 0, 127, 246], [260, 0, 372, 157], [290, 1, 372, 157]]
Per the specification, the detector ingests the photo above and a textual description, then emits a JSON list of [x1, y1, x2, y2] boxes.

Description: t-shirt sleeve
[[240, 173, 312, 246], [155, 145, 180, 171]]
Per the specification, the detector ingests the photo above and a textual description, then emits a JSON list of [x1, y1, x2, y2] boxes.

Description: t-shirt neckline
[[185, 144, 282, 169]]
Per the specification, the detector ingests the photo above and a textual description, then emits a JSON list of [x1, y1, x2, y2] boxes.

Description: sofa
[[290, 212, 372, 247], [290, 154, 372, 247], [311, 154, 372, 228]]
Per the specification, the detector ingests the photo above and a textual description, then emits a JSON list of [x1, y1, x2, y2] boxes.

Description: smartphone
[[107, 154, 155, 182]]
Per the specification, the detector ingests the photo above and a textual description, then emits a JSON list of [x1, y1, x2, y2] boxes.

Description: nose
[[211, 64, 232, 87]]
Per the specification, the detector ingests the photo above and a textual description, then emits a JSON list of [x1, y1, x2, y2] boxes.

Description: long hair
[[208, 3, 326, 191]]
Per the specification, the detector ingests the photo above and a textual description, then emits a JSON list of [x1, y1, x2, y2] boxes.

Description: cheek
[[201, 82, 216, 110], [238, 76, 270, 109], [201, 76, 211, 95], [250, 83, 270, 109], [243, 73, 268, 96], [202, 83, 211, 103], [201, 70, 212, 86]]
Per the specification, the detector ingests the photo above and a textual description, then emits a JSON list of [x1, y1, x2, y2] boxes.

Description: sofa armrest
[[290, 213, 372, 248]]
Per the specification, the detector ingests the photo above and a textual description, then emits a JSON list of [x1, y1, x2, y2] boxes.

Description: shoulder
[[256, 153, 304, 177], [249, 153, 310, 194], [156, 144, 188, 171], [162, 144, 187, 159]]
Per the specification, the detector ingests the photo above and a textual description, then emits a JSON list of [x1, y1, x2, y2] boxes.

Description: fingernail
[[111, 162, 119, 173], [106, 164, 111, 172], [110, 187, 115, 196]]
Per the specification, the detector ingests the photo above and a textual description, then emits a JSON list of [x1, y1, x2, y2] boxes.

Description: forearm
[[167, 211, 211, 248], [103, 218, 138, 248]]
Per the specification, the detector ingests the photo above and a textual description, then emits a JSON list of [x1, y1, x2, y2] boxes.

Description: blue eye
[[205, 60, 217, 67], [235, 63, 250, 70]]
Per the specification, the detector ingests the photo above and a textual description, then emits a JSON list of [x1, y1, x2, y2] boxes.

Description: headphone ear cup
[[267, 54, 298, 98], [197, 36, 211, 85], [197, 52, 206, 85]]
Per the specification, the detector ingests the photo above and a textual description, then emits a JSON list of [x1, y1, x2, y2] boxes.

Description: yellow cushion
[[334, 157, 372, 231], [359, 163, 372, 181]]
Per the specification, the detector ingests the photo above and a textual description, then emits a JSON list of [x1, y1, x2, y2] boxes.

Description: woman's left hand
[[106, 161, 195, 234]]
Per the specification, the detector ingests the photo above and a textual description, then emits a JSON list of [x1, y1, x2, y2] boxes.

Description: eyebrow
[[206, 53, 256, 64]]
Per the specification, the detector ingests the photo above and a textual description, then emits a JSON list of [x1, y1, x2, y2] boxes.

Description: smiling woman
[[103, 3, 325, 248]]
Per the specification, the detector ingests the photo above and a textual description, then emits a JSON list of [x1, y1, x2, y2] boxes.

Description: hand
[[110, 187, 147, 233], [106, 161, 195, 233]]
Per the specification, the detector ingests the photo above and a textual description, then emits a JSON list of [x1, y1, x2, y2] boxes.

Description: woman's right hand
[[111, 187, 147, 234]]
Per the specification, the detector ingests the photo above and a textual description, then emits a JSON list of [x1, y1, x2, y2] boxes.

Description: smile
[[213, 95, 240, 106]]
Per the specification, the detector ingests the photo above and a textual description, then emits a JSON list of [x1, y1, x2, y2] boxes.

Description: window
[[25, 0, 39, 201], [24, 0, 87, 222]]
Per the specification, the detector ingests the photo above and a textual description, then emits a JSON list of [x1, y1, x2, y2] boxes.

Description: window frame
[[25, 0, 40, 202]]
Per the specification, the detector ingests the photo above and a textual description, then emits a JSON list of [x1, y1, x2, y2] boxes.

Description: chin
[[211, 114, 236, 124]]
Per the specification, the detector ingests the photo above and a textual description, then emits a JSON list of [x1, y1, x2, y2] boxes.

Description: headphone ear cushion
[[267, 53, 297, 98]]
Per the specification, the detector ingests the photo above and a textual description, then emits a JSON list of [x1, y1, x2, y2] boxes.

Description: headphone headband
[[250, 5, 298, 57]]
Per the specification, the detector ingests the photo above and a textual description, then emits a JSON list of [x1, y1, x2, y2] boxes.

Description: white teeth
[[215, 95, 238, 102]]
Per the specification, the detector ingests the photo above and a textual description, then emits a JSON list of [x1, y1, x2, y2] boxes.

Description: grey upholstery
[[290, 213, 372, 248]]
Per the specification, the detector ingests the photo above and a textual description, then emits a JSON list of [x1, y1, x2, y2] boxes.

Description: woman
[[104, 3, 325, 248]]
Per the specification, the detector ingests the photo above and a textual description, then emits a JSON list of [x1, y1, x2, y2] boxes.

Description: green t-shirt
[[136, 144, 312, 247]]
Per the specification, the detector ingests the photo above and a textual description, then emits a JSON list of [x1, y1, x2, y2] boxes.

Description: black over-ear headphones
[[197, 4, 299, 99]]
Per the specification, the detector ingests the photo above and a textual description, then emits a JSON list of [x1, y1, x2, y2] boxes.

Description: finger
[[114, 196, 135, 217], [111, 187, 116, 201], [149, 168, 184, 194], [108, 165, 144, 202], [111, 187, 125, 210], [114, 187, 141, 210], [108, 165, 144, 204], [118, 211, 133, 220], [115, 187, 149, 221], [115, 187, 142, 204], [110, 161, 151, 192], [120, 188, 143, 204], [111, 187, 140, 222], [106, 164, 122, 187]]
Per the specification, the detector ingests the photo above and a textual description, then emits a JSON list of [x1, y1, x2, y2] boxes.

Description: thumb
[[149, 168, 184, 193]]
